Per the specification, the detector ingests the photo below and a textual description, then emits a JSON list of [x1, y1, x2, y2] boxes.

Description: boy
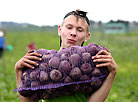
[[15, 10, 117, 102]]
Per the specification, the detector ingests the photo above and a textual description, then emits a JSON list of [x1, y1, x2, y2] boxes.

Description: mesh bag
[[14, 42, 109, 100]]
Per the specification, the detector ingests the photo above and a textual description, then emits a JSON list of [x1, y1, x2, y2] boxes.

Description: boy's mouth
[[67, 39, 76, 43]]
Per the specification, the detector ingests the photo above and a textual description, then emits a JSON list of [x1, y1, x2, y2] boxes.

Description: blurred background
[[0, 0, 138, 102]]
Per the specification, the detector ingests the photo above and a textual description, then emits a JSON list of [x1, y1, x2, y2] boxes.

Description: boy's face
[[58, 15, 90, 48]]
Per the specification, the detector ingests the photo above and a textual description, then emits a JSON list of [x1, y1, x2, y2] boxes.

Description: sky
[[0, 0, 138, 26]]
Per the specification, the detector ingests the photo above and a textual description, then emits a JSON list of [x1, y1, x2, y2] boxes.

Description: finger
[[28, 50, 35, 53], [23, 58, 39, 66], [26, 52, 42, 57], [96, 50, 110, 55], [29, 52, 42, 57], [96, 62, 111, 68], [24, 56, 42, 61], [92, 55, 112, 59], [93, 59, 112, 63], [22, 62, 35, 69]]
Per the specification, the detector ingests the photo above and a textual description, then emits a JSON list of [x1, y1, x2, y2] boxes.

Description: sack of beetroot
[[14, 42, 109, 100]]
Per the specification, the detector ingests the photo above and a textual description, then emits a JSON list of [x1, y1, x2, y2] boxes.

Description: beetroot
[[91, 77, 102, 88], [82, 52, 91, 62], [15, 42, 109, 100], [91, 68, 102, 77], [39, 71, 49, 82], [80, 75, 90, 81], [39, 62, 49, 71], [49, 57, 60, 69], [69, 67, 82, 79], [50, 69, 62, 81], [80, 63, 93, 74], [69, 54, 81, 67], [64, 76, 73, 83], [31, 81, 40, 87], [59, 60, 71, 74], [30, 70, 39, 80], [77, 47, 86, 55], [60, 53, 70, 61]]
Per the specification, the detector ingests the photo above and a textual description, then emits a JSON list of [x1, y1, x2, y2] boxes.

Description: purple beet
[[22, 71, 29, 82], [77, 47, 86, 55], [91, 68, 102, 77], [30, 70, 39, 80], [60, 53, 70, 61], [49, 57, 60, 69], [100, 67, 109, 75], [87, 42, 96, 47], [57, 48, 69, 57], [36, 49, 48, 55], [80, 75, 90, 81], [90, 77, 102, 88], [82, 52, 91, 62], [18, 43, 110, 100], [50, 50, 57, 54], [72, 84, 81, 93], [59, 60, 71, 74], [42, 53, 53, 62], [81, 84, 93, 94], [69, 67, 82, 79], [80, 63, 93, 74], [39, 71, 49, 82], [50, 69, 62, 81], [69, 46, 79, 54], [86, 43, 100, 56], [31, 81, 40, 87], [39, 62, 49, 71], [64, 76, 73, 83], [69, 54, 81, 67]]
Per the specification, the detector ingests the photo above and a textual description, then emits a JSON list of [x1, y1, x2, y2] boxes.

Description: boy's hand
[[92, 50, 117, 75], [15, 50, 42, 72]]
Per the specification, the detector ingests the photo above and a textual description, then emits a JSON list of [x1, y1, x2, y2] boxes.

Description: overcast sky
[[0, 0, 137, 26]]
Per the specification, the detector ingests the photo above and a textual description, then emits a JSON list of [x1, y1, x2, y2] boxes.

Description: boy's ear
[[84, 32, 91, 42], [58, 25, 62, 36]]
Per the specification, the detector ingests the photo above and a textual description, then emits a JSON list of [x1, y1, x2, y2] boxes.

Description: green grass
[[0, 31, 138, 102]]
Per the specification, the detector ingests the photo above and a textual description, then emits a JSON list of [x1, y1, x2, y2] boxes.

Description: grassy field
[[0, 31, 138, 102]]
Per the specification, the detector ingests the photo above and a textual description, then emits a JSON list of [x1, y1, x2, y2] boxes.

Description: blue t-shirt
[[0, 37, 5, 49], [41, 92, 88, 102]]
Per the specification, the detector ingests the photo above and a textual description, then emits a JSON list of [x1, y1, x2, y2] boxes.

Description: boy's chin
[[67, 44, 81, 48], [67, 43, 76, 47]]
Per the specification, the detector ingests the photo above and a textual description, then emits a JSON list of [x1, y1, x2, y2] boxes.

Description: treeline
[[0, 20, 138, 33]]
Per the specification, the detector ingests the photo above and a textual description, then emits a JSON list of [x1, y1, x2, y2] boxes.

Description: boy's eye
[[78, 29, 82, 32], [78, 28, 83, 32], [67, 26, 72, 29]]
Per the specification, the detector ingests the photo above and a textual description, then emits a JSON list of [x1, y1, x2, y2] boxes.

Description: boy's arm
[[88, 50, 117, 102], [15, 51, 42, 102]]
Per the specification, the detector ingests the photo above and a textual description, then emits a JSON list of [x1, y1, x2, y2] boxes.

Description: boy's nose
[[70, 29, 77, 37], [70, 33, 76, 37]]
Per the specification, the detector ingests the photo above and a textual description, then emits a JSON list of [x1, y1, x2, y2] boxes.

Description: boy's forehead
[[63, 15, 88, 27]]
